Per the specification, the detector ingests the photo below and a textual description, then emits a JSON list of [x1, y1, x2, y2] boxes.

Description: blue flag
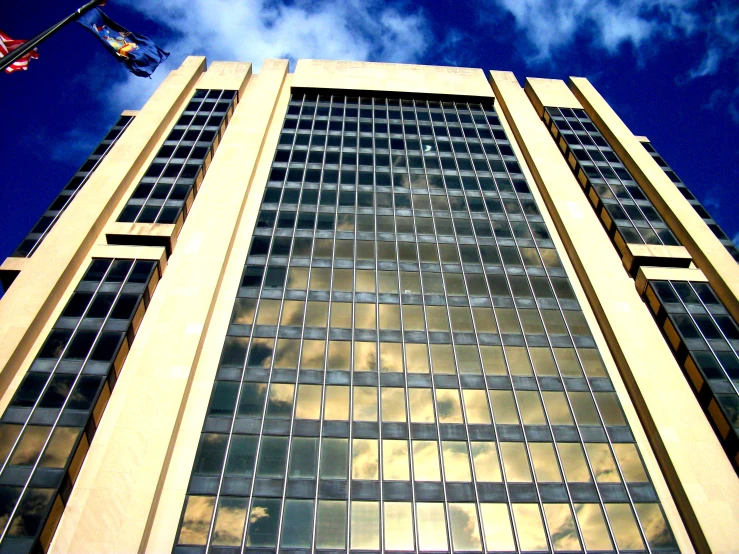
[[77, 8, 169, 77]]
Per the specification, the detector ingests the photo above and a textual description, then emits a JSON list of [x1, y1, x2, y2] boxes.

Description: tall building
[[0, 57, 737, 554]]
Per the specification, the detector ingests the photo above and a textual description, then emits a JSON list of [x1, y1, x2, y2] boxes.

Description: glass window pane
[[436, 389, 463, 423], [245, 498, 281, 547], [431, 344, 455, 374], [257, 436, 288, 477], [480, 346, 506, 375], [212, 496, 248, 546], [635, 504, 676, 548], [505, 346, 532, 376], [409, 388, 435, 422], [379, 304, 400, 330], [280, 499, 314, 548], [500, 442, 531, 482], [595, 392, 626, 425], [301, 339, 325, 369], [406, 343, 430, 373], [613, 443, 648, 482], [511, 504, 547, 551], [554, 347, 582, 377], [463, 389, 491, 423], [354, 341, 376, 371], [381, 388, 407, 422], [543, 504, 581, 551], [352, 438, 379, 480], [232, 298, 257, 324], [442, 441, 472, 481], [449, 503, 482, 551], [412, 440, 441, 481], [558, 443, 591, 482], [226, 435, 258, 476], [280, 300, 305, 326], [605, 503, 645, 550], [295, 384, 321, 419], [417, 503, 448, 551], [354, 386, 378, 421], [530, 347, 556, 376], [274, 338, 300, 368], [529, 442, 561, 482], [574, 503, 613, 550], [380, 342, 403, 373], [470, 442, 501, 482], [266, 383, 294, 418], [455, 345, 481, 374], [321, 438, 348, 479], [177, 495, 215, 545], [516, 391, 545, 425], [39, 427, 79, 468], [328, 340, 351, 370], [289, 437, 318, 478], [256, 299, 281, 325], [324, 386, 349, 420], [355, 303, 376, 330], [585, 443, 620, 482], [316, 500, 347, 549], [426, 306, 449, 331], [569, 392, 600, 425], [472, 307, 497, 333], [330, 302, 352, 328], [351, 501, 380, 549], [403, 305, 426, 331], [384, 502, 414, 550], [383, 439, 410, 480], [480, 503, 514, 551], [489, 390, 519, 424], [9, 426, 50, 466], [542, 392, 573, 425]]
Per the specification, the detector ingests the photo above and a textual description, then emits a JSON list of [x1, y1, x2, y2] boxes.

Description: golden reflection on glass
[[530, 347, 557, 376], [356, 269, 376, 293], [519, 309, 544, 334], [313, 238, 333, 258], [377, 240, 396, 260], [585, 443, 620, 482], [383, 439, 410, 480], [542, 392, 573, 425], [324, 386, 349, 420], [470, 442, 502, 482], [613, 444, 648, 482], [431, 344, 455, 374], [426, 306, 450, 331], [417, 503, 448, 551], [543, 504, 581, 551], [280, 300, 305, 326], [516, 391, 546, 425], [39, 427, 79, 468], [554, 347, 582, 377], [335, 239, 354, 259], [327, 340, 351, 370], [352, 438, 379, 480], [0, 424, 22, 465], [286, 267, 308, 291], [398, 242, 418, 263], [442, 441, 472, 481], [354, 341, 377, 371], [212, 496, 248, 546], [384, 502, 414, 550], [471, 307, 496, 333], [449, 307, 473, 332], [409, 388, 435, 423], [232, 298, 257, 324], [403, 305, 426, 331], [333, 268, 353, 291], [381, 388, 407, 422], [178, 495, 215, 545], [436, 389, 463, 423], [305, 302, 328, 327], [400, 271, 421, 294], [355, 303, 376, 330], [480, 503, 514, 551], [520, 247, 542, 267], [412, 440, 441, 481], [419, 244, 440, 264], [294, 384, 321, 420], [605, 503, 645, 550], [300, 339, 325, 369], [351, 501, 380, 549], [558, 443, 591, 482], [378, 270, 399, 293], [273, 338, 300, 368], [505, 346, 532, 376], [480, 346, 506, 375], [316, 500, 346, 549], [500, 442, 532, 482], [444, 274, 467, 296], [463, 389, 491, 424], [423, 271, 445, 293], [529, 443, 561, 482], [9, 425, 50, 466], [380, 342, 403, 373], [406, 343, 430, 373], [542, 309, 567, 334], [512, 504, 547, 551], [353, 386, 378, 421], [489, 390, 519, 425], [565, 311, 590, 335], [579, 347, 607, 377], [330, 302, 352, 328], [449, 503, 482, 551], [456, 345, 482, 374], [336, 213, 354, 232], [635, 504, 675, 547], [309, 267, 331, 291], [569, 392, 600, 425], [439, 244, 460, 263], [595, 392, 626, 425], [496, 308, 521, 334], [575, 503, 613, 550], [256, 299, 281, 325], [379, 303, 401, 330]]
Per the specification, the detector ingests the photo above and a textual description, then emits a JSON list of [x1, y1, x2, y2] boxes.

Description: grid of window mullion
[[486, 105, 657, 550], [556, 114, 654, 244], [0, 259, 135, 546], [17, 116, 135, 258], [671, 282, 739, 398], [150, 92, 222, 223]]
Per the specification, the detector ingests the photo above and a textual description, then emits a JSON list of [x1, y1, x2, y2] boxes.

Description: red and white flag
[[0, 30, 39, 74]]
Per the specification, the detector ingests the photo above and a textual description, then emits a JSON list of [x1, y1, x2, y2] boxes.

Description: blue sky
[[1, 0, 737, 284]]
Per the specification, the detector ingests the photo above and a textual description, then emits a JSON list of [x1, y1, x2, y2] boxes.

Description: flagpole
[[0, 0, 107, 74]]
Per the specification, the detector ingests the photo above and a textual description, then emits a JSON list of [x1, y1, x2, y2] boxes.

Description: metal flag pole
[[0, 0, 107, 74]]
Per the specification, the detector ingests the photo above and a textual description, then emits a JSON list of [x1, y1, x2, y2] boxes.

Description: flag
[[77, 8, 169, 78], [0, 30, 39, 74]]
